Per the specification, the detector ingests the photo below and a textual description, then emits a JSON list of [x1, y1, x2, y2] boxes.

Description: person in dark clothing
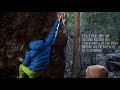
[[17, 12, 66, 78]]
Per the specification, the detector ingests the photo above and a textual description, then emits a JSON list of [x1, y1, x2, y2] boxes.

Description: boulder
[[0, 12, 68, 78]]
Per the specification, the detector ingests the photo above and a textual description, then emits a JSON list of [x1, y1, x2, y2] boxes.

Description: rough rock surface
[[0, 12, 68, 78]]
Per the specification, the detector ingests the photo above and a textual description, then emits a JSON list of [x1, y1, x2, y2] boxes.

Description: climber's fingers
[[17, 57, 23, 62], [57, 12, 62, 21], [60, 12, 66, 24]]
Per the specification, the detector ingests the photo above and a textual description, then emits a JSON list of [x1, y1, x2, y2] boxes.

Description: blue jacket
[[22, 20, 60, 72]]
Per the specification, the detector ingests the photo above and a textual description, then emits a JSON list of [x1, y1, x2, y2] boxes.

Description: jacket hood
[[29, 40, 43, 50]]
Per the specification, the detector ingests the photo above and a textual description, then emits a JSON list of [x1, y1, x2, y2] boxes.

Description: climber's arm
[[44, 12, 66, 47], [44, 20, 60, 46]]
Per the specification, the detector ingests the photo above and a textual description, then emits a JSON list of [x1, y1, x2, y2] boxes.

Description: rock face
[[0, 12, 68, 78], [95, 46, 120, 78]]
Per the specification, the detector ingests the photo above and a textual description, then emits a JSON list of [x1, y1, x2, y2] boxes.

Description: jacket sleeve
[[22, 50, 31, 67], [44, 20, 60, 47]]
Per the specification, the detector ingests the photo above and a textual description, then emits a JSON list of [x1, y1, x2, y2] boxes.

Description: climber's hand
[[17, 57, 23, 62], [61, 12, 66, 24], [57, 12, 62, 21]]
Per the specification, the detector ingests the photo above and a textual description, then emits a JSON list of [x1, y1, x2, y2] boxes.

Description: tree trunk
[[71, 12, 80, 78]]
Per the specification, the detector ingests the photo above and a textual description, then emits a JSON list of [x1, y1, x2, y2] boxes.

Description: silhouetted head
[[86, 65, 108, 78]]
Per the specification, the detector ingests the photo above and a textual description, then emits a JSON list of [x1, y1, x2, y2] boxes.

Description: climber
[[17, 12, 66, 78], [86, 65, 108, 78]]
